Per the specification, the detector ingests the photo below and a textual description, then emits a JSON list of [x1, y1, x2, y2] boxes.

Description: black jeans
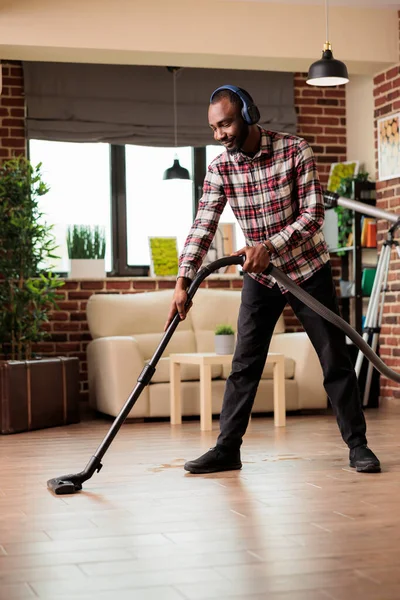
[[216, 262, 367, 451]]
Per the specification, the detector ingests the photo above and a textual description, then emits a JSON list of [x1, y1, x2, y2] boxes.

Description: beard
[[225, 121, 250, 154]]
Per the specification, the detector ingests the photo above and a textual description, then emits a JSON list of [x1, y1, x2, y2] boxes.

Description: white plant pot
[[214, 334, 235, 355], [69, 259, 106, 279]]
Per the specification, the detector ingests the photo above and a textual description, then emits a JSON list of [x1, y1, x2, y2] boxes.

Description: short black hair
[[210, 87, 254, 108]]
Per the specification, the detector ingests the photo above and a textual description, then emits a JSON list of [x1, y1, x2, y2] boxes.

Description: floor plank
[[0, 409, 400, 599]]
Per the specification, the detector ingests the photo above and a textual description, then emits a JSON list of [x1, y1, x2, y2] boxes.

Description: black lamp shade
[[307, 49, 349, 87], [163, 158, 190, 180]]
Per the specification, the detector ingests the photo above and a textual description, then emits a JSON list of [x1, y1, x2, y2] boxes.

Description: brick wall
[[294, 72, 344, 288], [0, 62, 26, 159], [295, 73, 346, 187], [373, 65, 400, 403]]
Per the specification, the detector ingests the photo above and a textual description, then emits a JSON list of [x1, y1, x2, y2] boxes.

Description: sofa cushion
[[221, 356, 295, 379], [149, 357, 222, 384], [87, 289, 193, 338], [87, 290, 198, 360], [133, 330, 197, 361]]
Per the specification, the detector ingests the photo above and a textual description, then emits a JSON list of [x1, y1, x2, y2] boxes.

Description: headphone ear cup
[[241, 107, 251, 125], [247, 105, 260, 125], [241, 104, 260, 125]]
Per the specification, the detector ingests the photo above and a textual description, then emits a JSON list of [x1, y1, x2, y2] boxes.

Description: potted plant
[[67, 224, 106, 278], [0, 157, 80, 434], [334, 171, 370, 252], [214, 324, 235, 355]]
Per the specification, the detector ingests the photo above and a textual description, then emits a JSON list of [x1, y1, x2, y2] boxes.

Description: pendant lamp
[[306, 0, 349, 87], [163, 67, 190, 180]]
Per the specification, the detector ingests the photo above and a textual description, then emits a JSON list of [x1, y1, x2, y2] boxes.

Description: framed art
[[378, 113, 400, 181], [327, 160, 360, 192], [148, 237, 179, 277]]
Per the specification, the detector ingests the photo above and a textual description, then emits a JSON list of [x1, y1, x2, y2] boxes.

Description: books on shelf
[[360, 217, 377, 247]]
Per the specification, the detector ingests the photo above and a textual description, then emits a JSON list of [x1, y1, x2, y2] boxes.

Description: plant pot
[[0, 357, 80, 434], [214, 334, 235, 355], [69, 258, 106, 279]]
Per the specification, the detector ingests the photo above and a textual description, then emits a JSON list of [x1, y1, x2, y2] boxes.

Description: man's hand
[[164, 278, 193, 331], [231, 243, 271, 273]]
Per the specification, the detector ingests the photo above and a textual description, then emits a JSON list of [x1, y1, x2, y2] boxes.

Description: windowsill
[[59, 273, 243, 281]]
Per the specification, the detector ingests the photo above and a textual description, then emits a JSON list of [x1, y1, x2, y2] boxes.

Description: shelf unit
[[327, 180, 380, 408], [329, 180, 377, 334]]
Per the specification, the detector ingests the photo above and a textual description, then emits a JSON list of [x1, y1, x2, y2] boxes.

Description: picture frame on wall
[[148, 237, 179, 277], [327, 160, 360, 192], [377, 113, 400, 181]]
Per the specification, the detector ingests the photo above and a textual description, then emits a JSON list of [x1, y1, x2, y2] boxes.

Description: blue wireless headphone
[[210, 84, 260, 125]]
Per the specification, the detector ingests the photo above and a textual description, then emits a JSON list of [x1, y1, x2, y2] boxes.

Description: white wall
[[346, 75, 375, 177], [0, 0, 397, 75]]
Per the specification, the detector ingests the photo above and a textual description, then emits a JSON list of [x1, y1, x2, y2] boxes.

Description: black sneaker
[[184, 446, 242, 474], [349, 445, 381, 473]]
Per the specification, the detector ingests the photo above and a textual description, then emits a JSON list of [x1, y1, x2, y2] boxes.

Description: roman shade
[[23, 62, 297, 146]]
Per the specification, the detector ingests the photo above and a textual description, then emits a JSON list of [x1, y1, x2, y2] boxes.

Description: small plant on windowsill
[[214, 324, 235, 355], [66, 225, 106, 279]]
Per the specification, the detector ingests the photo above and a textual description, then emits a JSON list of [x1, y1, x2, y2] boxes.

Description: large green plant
[[67, 225, 106, 259], [334, 171, 370, 251], [0, 157, 64, 360]]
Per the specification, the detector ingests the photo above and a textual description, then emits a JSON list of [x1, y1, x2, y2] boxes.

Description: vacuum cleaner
[[47, 253, 400, 495]]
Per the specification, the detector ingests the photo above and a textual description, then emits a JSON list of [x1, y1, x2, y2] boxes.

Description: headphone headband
[[209, 85, 260, 125]]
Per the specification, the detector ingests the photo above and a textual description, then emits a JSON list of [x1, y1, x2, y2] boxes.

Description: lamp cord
[[325, 0, 329, 43], [173, 69, 178, 148]]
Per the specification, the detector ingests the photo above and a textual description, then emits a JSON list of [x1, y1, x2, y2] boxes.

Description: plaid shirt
[[178, 127, 330, 289]]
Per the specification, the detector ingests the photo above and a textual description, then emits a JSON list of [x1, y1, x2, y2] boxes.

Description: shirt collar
[[231, 127, 273, 164]]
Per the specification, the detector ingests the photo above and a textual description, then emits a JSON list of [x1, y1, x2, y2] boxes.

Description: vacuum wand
[[47, 255, 247, 495], [324, 190, 400, 226]]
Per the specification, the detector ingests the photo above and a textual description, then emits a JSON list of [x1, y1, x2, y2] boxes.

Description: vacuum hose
[[186, 255, 399, 383], [268, 263, 400, 384]]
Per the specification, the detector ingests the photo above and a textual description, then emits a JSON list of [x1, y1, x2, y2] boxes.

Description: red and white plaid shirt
[[178, 127, 330, 289]]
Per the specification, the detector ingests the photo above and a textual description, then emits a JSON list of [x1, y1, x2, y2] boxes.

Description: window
[[29, 140, 112, 272], [125, 145, 194, 266], [206, 145, 246, 251], [27, 141, 245, 277]]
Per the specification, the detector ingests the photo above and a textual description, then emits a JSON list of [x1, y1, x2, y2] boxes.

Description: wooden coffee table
[[169, 352, 286, 431]]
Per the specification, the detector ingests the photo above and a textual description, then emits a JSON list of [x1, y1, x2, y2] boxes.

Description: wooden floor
[[1, 409, 400, 600]]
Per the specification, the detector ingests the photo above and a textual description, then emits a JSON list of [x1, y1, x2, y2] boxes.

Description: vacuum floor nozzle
[[47, 477, 83, 495]]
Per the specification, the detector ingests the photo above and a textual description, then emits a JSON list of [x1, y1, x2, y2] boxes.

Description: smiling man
[[164, 85, 380, 475]]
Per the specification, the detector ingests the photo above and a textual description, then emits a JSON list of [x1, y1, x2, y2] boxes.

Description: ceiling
[[223, 0, 400, 7]]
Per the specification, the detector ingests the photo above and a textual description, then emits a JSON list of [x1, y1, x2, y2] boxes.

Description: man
[[164, 85, 381, 475]]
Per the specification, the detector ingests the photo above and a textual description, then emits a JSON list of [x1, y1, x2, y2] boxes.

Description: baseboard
[[378, 397, 400, 413]]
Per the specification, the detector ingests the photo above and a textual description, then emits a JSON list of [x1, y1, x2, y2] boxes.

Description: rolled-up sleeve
[[178, 166, 227, 280], [268, 139, 325, 255]]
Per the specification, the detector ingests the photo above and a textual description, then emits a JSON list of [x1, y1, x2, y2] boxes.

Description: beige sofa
[[86, 288, 326, 419]]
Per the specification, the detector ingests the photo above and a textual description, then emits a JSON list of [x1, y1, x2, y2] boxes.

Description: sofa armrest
[[87, 336, 149, 418], [269, 332, 327, 409]]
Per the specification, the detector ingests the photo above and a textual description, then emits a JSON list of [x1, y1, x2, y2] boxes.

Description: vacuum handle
[[148, 254, 248, 366], [186, 254, 246, 301], [186, 254, 273, 301]]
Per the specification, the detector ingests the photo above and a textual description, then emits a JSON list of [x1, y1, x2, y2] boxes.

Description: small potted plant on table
[[214, 324, 235, 355]]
